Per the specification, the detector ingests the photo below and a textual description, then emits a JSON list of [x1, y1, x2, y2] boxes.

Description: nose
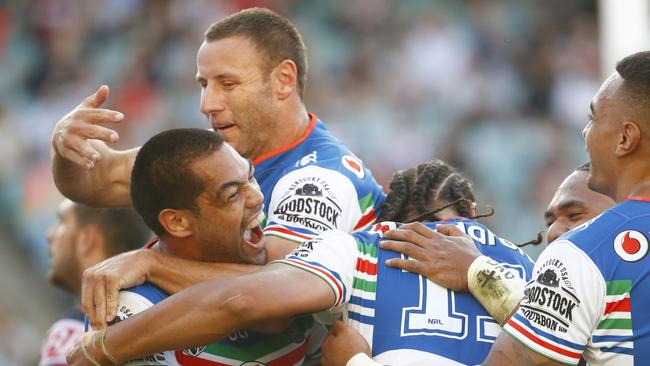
[[200, 84, 226, 117], [247, 181, 264, 211], [546, 220, 569, 244], [46, 224, 55, 245]]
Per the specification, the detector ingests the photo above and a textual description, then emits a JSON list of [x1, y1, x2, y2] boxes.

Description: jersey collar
[[252, 113, 317, 166], [626, 196, 650, 203]]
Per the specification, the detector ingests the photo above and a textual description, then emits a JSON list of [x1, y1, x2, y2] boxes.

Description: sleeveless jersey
[[39, 308, 85, 366], [110, 283, 311, 366], [255, 113, 386, 242], [276, 218, 534, 365], [504, 198, 650, 366]]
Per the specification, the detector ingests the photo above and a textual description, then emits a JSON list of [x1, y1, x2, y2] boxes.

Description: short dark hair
[[204, 7, 308, 98], [131, 129, 225, 236], [379, 160, 476, 222], [72, 205, 152, 256], [616, 51, 650, 121]]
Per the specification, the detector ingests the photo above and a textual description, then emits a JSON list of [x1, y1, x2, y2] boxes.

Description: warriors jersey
[[504, 198, 650, 366], [277, 218, 534, 365], [39, 308, 85, 366], [255, 113, 386, 242], [109, 283, 311, 365]]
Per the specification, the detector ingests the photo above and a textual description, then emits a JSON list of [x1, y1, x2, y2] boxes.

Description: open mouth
[[215, 123, 236, 132], [243, 211, 266, 249]]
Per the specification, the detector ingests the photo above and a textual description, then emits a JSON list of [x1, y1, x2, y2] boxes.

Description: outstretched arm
[[51, 85, 137, 207], [68, 262, 335, 365]]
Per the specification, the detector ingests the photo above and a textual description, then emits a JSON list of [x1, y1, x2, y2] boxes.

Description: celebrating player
[[66, 159, 534, 366], [50, 7, 385, 331]]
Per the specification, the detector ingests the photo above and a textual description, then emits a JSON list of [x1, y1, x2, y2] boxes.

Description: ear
[[159, 209, 194, 238], [273, 59, 298, 100], [616, 121, 641, 157], [76, 225, 100, 257]]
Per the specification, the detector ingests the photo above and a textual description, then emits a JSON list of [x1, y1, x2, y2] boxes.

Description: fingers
[[398, 222, 438, 238], [74, 108, 124, 125], [379, 239, 424, 259], [57, 134, 102, 169], [93, 275, 108, 330], [382, 227, 433, 249], [104, 276, 122, 324], [436, 223, 466, 237], [81, 85, 109, 109], [384, 257, 426, 274], [329, 320, 344, 336], [81, 269, 96, 327]]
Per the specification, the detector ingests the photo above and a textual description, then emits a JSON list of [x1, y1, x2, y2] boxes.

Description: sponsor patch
[[296, 151, 317, 167], [341, 154, 365, 179], [520, 259, 580, 333], [290, 238, 323, 258], [614, 230, 648, 262], [273, 177, 342, 231], [368, 221, 397, 236]]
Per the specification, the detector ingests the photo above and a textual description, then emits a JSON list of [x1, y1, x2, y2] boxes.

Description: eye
[[222, 81, 236, 90], [545, 218, 555, 228], [568, 212, 585, 221]]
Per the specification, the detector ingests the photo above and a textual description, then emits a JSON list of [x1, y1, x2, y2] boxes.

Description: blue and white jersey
[[255, 113, 386, 242], [277, 218, 534, 365], [505, 198, 650, 366]]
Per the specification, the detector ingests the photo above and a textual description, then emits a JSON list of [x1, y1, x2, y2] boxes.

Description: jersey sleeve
[[39, 318, 85, 366], [113, 287, 181, 366], [503, 240, 604, 365], [263, 165, 369, 241], [274, 229, 360, 309]]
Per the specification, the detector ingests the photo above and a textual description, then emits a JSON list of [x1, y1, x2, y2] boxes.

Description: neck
[[252, 102, 310, 162], [156, 237, 202, 262], [614, 158, 650, 201]]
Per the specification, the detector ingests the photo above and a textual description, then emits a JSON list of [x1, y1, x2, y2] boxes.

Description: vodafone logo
[[341, 154, 365, 179], [614, 230, 649, 262]]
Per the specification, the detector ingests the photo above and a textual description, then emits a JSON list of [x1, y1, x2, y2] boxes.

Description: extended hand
[[82, 249, 152, 329], [52, 85, 124, 169], [322, 321, 371, 366], [380, 222, 480, 292]]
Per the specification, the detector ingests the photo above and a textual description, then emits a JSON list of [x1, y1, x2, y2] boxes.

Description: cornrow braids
[[379, 159, 487, 223]]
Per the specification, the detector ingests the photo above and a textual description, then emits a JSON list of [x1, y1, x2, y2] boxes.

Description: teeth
[[247, 211, 265, 230], [244, 229, 252, 242]]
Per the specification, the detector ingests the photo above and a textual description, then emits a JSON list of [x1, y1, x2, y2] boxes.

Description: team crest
[[341, 155, 365, 179], [614, 230, 649, 262]]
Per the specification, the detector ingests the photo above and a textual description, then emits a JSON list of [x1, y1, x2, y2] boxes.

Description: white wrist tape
[[467, 255, 526, 325], [347, 353, 384, 366]]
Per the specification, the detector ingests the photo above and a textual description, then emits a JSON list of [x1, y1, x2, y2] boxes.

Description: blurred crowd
[[0, 0, 598, 364]]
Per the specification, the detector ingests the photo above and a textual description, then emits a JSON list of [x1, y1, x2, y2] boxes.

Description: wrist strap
[[347, 353, 385, 366], [80, 332, 102, 366], [467, 255, 525, 325], [97, 328, 120, 365]]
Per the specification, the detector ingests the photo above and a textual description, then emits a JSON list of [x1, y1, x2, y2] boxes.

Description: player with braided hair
[[67, 159, 533, 366]]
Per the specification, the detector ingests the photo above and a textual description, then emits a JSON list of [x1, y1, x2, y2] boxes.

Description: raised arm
[[51, 85, 137, 207], [68, 262, 335, 366]]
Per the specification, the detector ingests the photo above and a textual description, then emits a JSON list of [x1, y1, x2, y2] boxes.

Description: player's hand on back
[[52, 85, 124, 169], [82, 249, 152, 329], [380, 222, 480, 292], [322, 320, 371, 366]]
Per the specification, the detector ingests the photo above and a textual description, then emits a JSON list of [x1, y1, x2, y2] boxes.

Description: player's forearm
[[51, 141, 134, 207], [147, 251, 263, 294]]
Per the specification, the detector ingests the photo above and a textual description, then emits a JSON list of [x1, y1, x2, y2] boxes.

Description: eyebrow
[[216, 159, 254, 196], [544, 200, 586, 219]]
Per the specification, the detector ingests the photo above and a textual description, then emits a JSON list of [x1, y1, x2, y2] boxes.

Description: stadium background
[[0, 0, 643, 364]]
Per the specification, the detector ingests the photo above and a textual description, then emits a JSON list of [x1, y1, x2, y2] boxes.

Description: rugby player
[[50, 7, 385, 332], [101, 128, 313, 365], [66, 159, 534, 366], [39, 200, 150, 366], [363, 51, 650, 365]]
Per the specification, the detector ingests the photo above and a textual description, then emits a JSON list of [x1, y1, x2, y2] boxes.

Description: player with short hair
[[544, 163, 615, 243], [39, 200, 151, 366], [66, 159, 534, 366], [105, 128, 312, 365], [50, 7, 385, 334]]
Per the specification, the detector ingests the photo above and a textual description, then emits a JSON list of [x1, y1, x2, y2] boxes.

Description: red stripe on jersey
[[508, 319, 582, 360], [285, 258, 344, 304], [356, 257, 378, 275], [604, 297, 631, 315], [253, 113, 318, 165], [264, 226, 312, 240], [627, 196, 650, 203], [267, 340, 308, 366], [354, 210, 376, 231]]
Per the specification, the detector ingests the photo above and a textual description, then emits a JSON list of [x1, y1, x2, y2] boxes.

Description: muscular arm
[[98, 263, 334, 363], [52, 141, 137, 207]]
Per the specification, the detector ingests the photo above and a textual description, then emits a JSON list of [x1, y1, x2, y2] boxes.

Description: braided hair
[[378, 160, 484, 223]]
